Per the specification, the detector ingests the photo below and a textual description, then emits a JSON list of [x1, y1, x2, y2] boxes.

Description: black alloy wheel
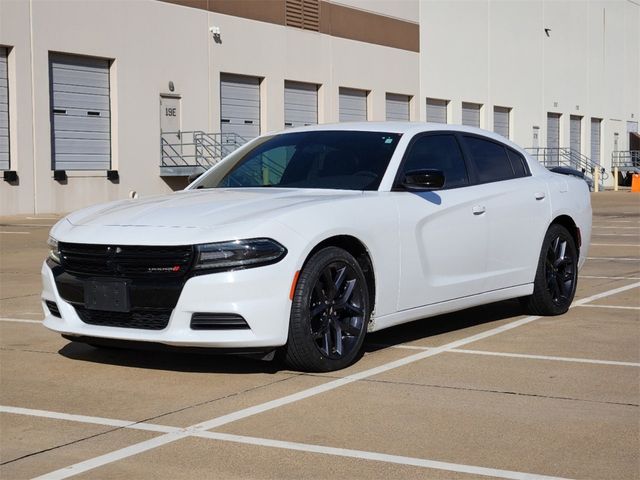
[[283, 247, 369, 372], [523, 224, 578, 315]]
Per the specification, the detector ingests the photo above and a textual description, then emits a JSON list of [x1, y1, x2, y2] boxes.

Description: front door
[[395, 133, 489, 310]]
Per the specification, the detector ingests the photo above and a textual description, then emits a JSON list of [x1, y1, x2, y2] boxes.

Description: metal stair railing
[[525, 147, 607, 188], [160, 131, 249, 172], [611, 150, 640, 171]]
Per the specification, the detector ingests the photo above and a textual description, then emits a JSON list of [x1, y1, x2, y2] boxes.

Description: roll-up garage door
[[590, 118, 601, 164], [547, 113, 560, 148], [339, 87, 367, 122], [547, 113, 561, 164], [284, 81, 317, 129], [426, 98, 447, 124], [0, 47, 9, 170], [385, 93, 410, 121], [50, 53, 111, 170], [570, 115, 582, 155], [220, 73, 261, 140], [493, 106, 510, 138], [461, 102, 481, 127]]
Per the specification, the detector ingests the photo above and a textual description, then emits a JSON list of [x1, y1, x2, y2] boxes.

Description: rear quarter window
[[464, 136, 514, 183]]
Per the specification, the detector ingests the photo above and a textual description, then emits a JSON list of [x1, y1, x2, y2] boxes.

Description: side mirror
[[401, 169, 445, 190], [188, 172, 204, 184]]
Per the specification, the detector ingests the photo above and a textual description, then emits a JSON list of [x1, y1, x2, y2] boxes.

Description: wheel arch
[[303, 235, 376, 312], [550, 214, 581, 252]]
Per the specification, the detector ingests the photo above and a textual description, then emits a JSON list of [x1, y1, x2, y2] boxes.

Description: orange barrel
[[632, 174, 640, 193]]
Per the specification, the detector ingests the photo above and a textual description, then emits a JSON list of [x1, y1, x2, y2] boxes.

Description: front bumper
[[41, 260, 294, 349]]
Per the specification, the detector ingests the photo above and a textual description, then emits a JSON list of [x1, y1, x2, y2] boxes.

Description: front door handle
[[535, 192, 546, 200], [472, 205, 486, 215]]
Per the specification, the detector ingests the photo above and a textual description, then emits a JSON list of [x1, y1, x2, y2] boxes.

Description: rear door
[[460, 134, 550, 291], [394, 133, 488, 310]]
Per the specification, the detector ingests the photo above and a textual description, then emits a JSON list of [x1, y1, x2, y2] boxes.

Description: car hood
[[66, 188, 362, 228]]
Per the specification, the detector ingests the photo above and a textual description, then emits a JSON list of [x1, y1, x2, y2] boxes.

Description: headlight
[[48, 236, 61, 264], [194, 238, 287, 271]]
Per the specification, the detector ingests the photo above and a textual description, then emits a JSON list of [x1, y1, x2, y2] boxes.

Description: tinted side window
[[401, 134, 468, 188], [464, 136, 514, 183], [507, 148, 528, 178]]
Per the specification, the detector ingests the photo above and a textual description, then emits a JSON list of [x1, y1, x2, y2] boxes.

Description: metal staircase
[[611, 150, 640, 171], [525, 147, 607, 190], [160, 131, 248, 176]]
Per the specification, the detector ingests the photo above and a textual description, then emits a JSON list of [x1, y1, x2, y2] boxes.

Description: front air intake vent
[[190, 313, 249, 330], [46, 300, 61, 318]]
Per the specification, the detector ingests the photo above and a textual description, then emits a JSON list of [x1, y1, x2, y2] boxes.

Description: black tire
[[522, 224, 578, 316], [282, 247, 370, 372]]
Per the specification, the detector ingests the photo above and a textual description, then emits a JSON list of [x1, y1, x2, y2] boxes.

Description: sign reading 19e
[[165, 107, 177, 117]]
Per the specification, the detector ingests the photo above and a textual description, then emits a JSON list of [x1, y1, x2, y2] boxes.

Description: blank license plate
[[84, 279, 130, 312]]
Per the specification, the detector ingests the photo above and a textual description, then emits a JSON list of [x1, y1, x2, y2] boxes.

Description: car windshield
[[196, 130, 402, 191]]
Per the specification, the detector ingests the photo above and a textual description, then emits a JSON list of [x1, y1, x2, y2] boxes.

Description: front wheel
[[522, 224, 578, 315], [282, 247, 370, 372]]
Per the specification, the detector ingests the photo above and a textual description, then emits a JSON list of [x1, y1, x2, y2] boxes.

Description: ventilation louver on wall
[[286, 0, 320, 31]]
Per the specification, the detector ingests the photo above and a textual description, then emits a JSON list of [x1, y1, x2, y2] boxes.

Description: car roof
[[269, 121, 524, 150]]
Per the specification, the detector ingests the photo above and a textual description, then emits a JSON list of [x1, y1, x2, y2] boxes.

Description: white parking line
[[586, 257, 640, 261], [2, 406, 570, 480], [449, 349, 640, 367], [26, 217, 60, 220], [369, 345, 640, 367], [577, 304, 640, 311], [194, 431, 571, 480], [592, 226, 640, 230], [0, 406, 175, 433], [0, 317, 42, 324], [581, 275, 640, 280], [590, 243, 640, 247], [0, 231, 30, 234], [592, 233, 639, 237], [34, 281, 640, 479]]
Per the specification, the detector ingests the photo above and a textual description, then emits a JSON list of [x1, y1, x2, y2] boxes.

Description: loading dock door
[[493, 107, 510, 138], [284, 81, 317, 128], [0, 47, 9, 170], [339, 88, 367, 122], [426, 98, 447, 124], [590, 118, 601, 164], [570, 115, 582, 155], [50, 53, 111, 170], [220, 73, 260, 140], [547, 113, 560, 164], [385, 93, 410, 121], [461, 102, 481, 127]]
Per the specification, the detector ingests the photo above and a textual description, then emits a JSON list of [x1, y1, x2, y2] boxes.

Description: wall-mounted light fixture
[[209, 26, 222, 44], [168, 81, 175, 92]]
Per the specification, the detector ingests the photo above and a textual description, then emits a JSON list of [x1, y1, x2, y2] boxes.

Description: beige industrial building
[[0, 0, 638, 215]]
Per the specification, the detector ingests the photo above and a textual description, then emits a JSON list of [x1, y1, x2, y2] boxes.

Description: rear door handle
[[472, 205, 486, 215], [535, 192, 546, 200]]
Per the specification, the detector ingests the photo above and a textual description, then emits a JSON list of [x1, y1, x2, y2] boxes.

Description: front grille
[[191, 313, 250, 330], [75, 307, 172, 330], [46, 300, 61, 318], [58, 242, 194, 278]]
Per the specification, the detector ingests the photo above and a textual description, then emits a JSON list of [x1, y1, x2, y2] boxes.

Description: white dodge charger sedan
[[42, 123, 592, 371]]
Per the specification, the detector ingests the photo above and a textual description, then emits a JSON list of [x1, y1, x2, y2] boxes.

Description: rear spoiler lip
[[549, 166, 586, 179]]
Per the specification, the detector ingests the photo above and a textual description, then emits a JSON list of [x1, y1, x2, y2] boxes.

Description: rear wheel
[[283, 247, 369, 372], [522, 224, 578, 315]]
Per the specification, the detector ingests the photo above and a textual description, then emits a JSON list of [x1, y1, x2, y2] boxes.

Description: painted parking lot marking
[[0, 231, 30, 234], [592, 233, 640, 237], [1, 406, 571, 480], [591, 226, 640, 230], [368, 345, 640, 367], [580, 275, 640, 280], [590, 243, 640, 247], [0, 317, 42, 324], [33, 281, 640, 480], [577, 304, 639, 311], [586, 257, 640, 261]]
